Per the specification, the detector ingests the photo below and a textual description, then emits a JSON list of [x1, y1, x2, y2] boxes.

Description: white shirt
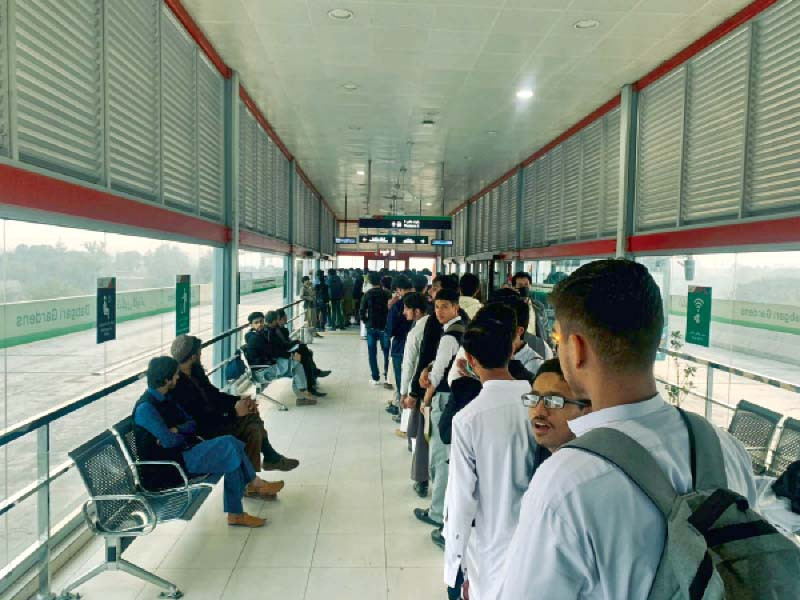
[[500, 395, 758, 600], [513, 342, 544, 375], [444, 379, 535, 600], [447, 346, 469, 387], [429, 316, 462, 390], [400, 315, 428, 396]]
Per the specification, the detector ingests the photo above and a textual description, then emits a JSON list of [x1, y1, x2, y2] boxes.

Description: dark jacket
[[173, 363, 238, 439], [386, 298, 412, 357], [244, 329, 276, 366], [266, 325, 294, 359], [315, 281, 329, 305], [410, 310, 470, 399], [360, 286, 391, 330], [353, 277, 364, 301], [327, 274, 344, 300]]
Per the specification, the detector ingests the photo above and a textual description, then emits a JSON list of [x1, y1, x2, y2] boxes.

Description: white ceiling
[[183, 0, 753, 219]]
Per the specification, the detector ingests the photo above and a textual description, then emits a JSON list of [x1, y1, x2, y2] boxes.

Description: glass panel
[[336, 255, 363, 270], [237, 250, 285, 325]]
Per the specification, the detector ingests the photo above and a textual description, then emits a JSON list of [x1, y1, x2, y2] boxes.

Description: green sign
[[686, 286, 712, 347], [96, 277, 116, 344], [176, 275, 191, 335]]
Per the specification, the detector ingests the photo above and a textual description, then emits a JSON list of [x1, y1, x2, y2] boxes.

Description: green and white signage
[[686, 286, 712, 347], [96, 277, 116, 344], [176, 275, 191, 336]]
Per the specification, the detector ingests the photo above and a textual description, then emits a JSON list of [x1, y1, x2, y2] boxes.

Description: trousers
[[429, 391, 451, 523], [254, 357, 307, 394], [366, 327, 390, 381], [221, 413, 281, 472], [330, 299, 344, 329], [391, 354, 403, 405], [408, 406, 429, 484], [183, 435, 255, 514]]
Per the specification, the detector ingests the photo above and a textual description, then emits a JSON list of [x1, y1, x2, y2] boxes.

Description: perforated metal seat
[[768, 417, 800, 477], [239, 344, 289, 411], [727, 399, 782, 475]]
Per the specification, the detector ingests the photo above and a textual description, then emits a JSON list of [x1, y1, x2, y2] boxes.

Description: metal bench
[[238, 345, 289, 412], [59, 427, 213, 599], [727, 399, 783, 475], [768, 416, 800, 477]]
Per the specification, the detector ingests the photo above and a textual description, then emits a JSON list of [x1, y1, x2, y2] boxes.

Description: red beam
[[629, 218, 800, 254], [238, 230, 291, 254], [164, 0, 231, 79], [517, 239, 616, 260], [0, 163, 229, 244], [635, 0, 779, 91]]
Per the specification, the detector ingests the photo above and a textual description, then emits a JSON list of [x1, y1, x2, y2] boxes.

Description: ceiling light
[[422, 119, 435, 128], [348, 125, 362, 131], [516, 89, 534, 100], [425, 202, 433, 206], [342, 83, 359, 91], [328, 8, 353, 20], [487, 130, 497, 136], [574, 19, 600, 30], [357, 170, 365, 176]]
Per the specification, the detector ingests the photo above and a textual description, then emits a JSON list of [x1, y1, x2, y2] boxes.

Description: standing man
[[326, 268, 345, 330], [342, 269, 354, 327], [360, 272, 392, 386], [386, 275, 414, 416], [314, 270, 329, 334], [300, 275, 322, 338], [353, 268, 365, 337], [457, 273, 483, 320], [501, 259, 758, 599]]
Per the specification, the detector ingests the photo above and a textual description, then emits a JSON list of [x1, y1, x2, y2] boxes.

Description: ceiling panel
[[184, 0, 756, 218]]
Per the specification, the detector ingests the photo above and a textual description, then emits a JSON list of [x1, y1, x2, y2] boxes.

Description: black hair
[[402, 292, 427, 313], [368, 272, 381, 286], [394, 275, 413, 290], [489, 287, 521, 302], [490, 295, 529, 332], [276, 308, 287, 319], [328, 268, 336, 276], [302, 275, 310, 283], [248, 311, 265, 324], [265, 310, 278, 324], [381, 276, 393, 290], [511, 272, 533, 287], [459, 273, 480, 297], [550, 259, 664, 372], [435, 274, 459, 291], [434, 288, 460, 305], [532, 358, 564, 385], [147, 356, 178, 389], [412, 275, 428, 293], [462, 303, 517, 369]]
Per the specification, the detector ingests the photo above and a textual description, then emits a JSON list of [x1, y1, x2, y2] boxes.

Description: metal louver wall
[[546, 146, 564, 243], [603, 108, 621, 236], [276, 157, 290, 241], [0, 0, 9, 157], [196, 55, 224, 220], [15, 0, 103, 183], [106, 0, 160, 201], [521, 169, 535, 248], [579, 120, 603, 239], [238, 103, 257, 230]]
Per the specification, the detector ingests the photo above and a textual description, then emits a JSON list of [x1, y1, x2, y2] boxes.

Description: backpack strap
[[677, 409, 727, 491], [566, 428, 677, 518]]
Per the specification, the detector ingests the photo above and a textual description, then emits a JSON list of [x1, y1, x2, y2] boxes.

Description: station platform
[[45, 329, 445, 600]]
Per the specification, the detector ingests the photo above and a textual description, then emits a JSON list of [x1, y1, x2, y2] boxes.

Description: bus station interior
[[1, 0, 800, 598]]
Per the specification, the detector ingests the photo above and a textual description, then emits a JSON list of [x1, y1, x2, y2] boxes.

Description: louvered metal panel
[[160, 7, 196, 211], [546, 146, 564, 242], [561, 137, 581, 240], [522, 165, 536, 248], [106, 0, 159, 200], [15, 0, 103, 182], [580, 121, 603, 239], [683, 28, 749, 224], [748, 0, 800, 215], [0, 0, 7, 157], [266, 138, 277, 236], [255, 130, 268, 233], [468, 201, 478, 255], [481, 195, 490, 252], [489, 187, 500, 251], [505, 174, 519, 250], [238, 104, 256, 230], [196, 54, 224, 221], [532, 157, 548, 245], [277, 156, 290, 240], [602, 108, 621, 236], [636, 67, 686, 231]]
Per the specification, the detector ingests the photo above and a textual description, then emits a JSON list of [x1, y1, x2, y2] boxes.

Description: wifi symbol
[[694, 298, 705, 310]]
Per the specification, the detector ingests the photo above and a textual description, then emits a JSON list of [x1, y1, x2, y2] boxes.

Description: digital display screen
[[358, 234, 429, 245], [335, 237, 358, 244], [431, 239, 454, 246], [358, 216, 452, 230]]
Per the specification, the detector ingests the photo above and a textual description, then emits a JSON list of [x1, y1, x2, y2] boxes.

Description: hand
[[403, 395, 416, 409], [455, 358, 469, 378], [293, 352, 302, 362], [247, 396, 259, 413], [462, 580, 470, 600], [234, 398, 250, 417], [419, 368, 431, 388]]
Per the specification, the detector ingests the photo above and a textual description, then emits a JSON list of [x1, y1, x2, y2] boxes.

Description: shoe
[[309, 388, 327, 397], [431, 527, 445, 550], [228, 512, 266, 528], [314, 333, 324, 338], [263, 456, 300, 472], [392, 414, 401, 423], [317, 369, 332, 378], [385, 404, 399, 415], [361, 336, 367, 340], [414, 508, 443, 527], [383, 381, 394, 390], [296, 395, 318, 406], [413, 481, 429, 498], [245, 479, 284, 498], [370, 379, 382, 386], [394, 428, 406, 438]]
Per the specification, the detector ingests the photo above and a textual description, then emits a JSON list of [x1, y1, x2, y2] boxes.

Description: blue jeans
[[254, 358, 307, 394], [391, 354, 403, 404], [183, 435, 255, 514], [366, 327, 390, 381], [330, 299, 344, 329]]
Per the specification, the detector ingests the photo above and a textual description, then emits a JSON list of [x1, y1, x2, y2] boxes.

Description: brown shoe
[[227, 512, 266, 528], [263, 456, 300, 472], [296, 393, 317, 406], [245, 479, 284, 498], [394, 429, 407, 439]]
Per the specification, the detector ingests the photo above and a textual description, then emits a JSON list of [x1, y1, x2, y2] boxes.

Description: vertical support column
[[514, 168, 525, 273], [285, 159, 296, 319], [35, 425, 54, 599], [214, 71, 240, 384], [705, 365, 714, 422], [616, 84, 638, 258]]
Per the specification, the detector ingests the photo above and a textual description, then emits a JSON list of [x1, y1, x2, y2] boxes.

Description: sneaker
[[392, 414, 401, 423], [385, 404, 399, 415], [370, 379, 382, 386], [413, 481, 429, 498], [263, 456, 300, 471], [228, 512, 266, 528], [383, 380, 394, 390], [317, 369, 332, 378], [431, 527, 445, 550], [309, 388, 327, 397], [296, 395, 318, 406], [414, 507, 443, 527]]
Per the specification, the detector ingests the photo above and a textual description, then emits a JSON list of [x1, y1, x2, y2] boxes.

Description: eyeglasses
[[521, 394, 590, 409]]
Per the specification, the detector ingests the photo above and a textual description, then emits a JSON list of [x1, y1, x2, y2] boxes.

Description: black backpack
[[224, 351, 246, 381]]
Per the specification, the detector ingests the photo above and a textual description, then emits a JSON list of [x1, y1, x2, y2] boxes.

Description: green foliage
[[666, 330, 697, 407]]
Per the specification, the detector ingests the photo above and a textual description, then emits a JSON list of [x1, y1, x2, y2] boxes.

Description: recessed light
[[574, 19, 600, 30], [357, 170, 365, 176], [516, 89, 534, 100], [328, 8, 353, 20], [487, 130, 497, 136], [348, 125, 362, 131], [342, 82, 359, 91], [425, 202, 433, 206]]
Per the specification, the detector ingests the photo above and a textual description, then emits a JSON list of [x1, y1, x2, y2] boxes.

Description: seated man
[[274, 308, 331, 393], [170, 334, 299, 475], [133, 356, 269, 528], [244, 312, 316, 406]]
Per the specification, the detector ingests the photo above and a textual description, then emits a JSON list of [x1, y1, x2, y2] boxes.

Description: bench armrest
[[133, 460, 189, 492], [83, 494, 157, 536]]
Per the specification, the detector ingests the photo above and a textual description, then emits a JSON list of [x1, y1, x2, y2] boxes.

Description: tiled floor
[[48, 330, 445, 599]]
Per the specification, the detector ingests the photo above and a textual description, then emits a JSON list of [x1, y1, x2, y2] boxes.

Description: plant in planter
[[666, 330, 697, 407]]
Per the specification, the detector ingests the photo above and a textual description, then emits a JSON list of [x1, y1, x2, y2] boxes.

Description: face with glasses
[[524, 372, 590, 451]]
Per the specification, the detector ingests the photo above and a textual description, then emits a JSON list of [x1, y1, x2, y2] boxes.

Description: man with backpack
[[501, 259, 799, 599], [360, 272, 392, 386], [326, 268, 345, 330]]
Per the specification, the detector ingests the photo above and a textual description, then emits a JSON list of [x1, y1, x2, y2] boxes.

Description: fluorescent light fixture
[[516, 89, 534, 100], [574, 19, 600, 30], [357, 170, 365, 176], [342, 83, 359, 91], [328, 8, 353, 20], [487, 130, 497, 136], [425, 202, 433, 206]]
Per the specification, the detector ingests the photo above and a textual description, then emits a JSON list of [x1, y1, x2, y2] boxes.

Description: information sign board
[[686, 286, 712, 347], [176, 275, 191, 335], [96, 277, 116, 344]]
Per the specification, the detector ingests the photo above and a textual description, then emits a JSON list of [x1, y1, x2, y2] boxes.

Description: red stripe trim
[[517, 239, 616, 260], [238, 229, 291, 254], [629, 217, 800, 253], [450, 166, 520, 215], [239, 87, 293, 161], [635, 0, 778, 91], [164, 0, 231, 79], [0, 163, 229, 244]]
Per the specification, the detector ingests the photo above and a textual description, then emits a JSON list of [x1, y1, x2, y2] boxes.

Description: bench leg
[[58, 561, 109, 598], [118, 558, 183, 598], [257, 390, 289, 412]]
